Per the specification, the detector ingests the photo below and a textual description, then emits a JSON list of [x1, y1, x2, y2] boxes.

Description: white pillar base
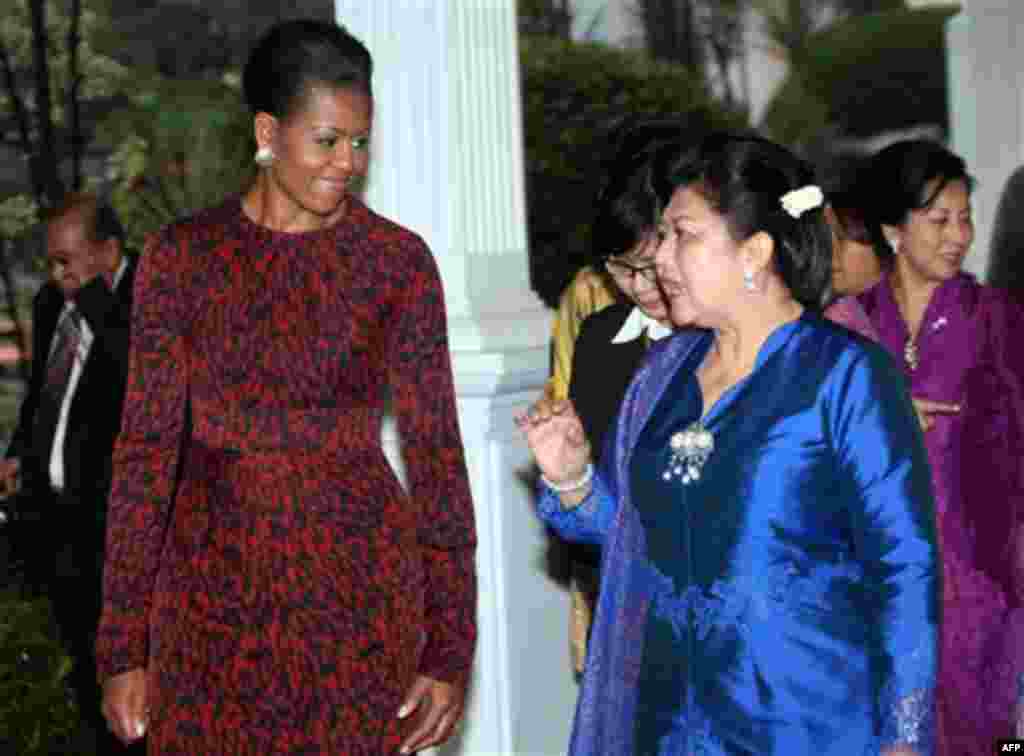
[[383, 346, 579, 755]]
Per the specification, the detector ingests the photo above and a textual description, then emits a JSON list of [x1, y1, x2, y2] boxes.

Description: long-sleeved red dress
[[95, 196, 477, 754]]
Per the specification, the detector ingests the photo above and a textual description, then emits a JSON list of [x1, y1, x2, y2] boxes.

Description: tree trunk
[[707, 4, 744, 111], [68, 0, 84, 191], [28, 0, 63, 205], [640, 0, 702, 71]]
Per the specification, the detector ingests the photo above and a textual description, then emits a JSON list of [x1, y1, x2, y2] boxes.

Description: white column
[[946, 0, 1024, 279], [334, 3, 577, 755]]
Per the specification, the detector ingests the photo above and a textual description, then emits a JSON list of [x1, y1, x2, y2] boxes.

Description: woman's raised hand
[[515, 398, 592, 487]]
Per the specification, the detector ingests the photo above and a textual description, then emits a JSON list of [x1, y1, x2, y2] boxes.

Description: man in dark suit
[[0, 193, 139, 753]]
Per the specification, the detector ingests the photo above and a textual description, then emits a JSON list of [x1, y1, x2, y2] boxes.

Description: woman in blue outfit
[[517, 134, 939, 755]]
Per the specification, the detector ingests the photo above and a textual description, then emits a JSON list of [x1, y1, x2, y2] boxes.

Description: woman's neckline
[[882, 271, 966, 343], [705, 306, 807, 373], [236, 193, 353, 239], [695, 310, 807, 423], [890, 272, 940, 340]]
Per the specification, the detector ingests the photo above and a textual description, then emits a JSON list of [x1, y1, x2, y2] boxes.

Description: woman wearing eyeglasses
[[568, 244, 670, 457], [554, 123, 683, 678], [567, 128, 681, 459]]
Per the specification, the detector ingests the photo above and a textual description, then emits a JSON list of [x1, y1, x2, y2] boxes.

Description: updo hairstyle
[[649, 133, 833, 311], [242, 19, 373, 120]]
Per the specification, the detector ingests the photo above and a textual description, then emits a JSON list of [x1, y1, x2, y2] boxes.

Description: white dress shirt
[[611, 306, 672, 344], [48, 259, 128, 491]]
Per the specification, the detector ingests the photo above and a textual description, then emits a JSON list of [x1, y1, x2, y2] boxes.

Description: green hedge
[[761, 6, 959, 147], [96, 77, 255, 251], [521, 35, 745, 306], [0, 590, 81, 755]]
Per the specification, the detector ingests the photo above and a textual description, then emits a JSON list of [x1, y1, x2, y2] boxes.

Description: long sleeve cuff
[[416, 545, 477, 689], [95, 606, 149, 683], [535, 471, 615, 546]]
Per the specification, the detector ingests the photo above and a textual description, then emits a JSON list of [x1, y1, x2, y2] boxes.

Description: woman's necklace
[[903, 338, 919, 371], [893, 281, 929, 373]]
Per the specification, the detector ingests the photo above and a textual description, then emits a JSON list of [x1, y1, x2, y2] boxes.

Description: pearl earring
[[743, 269, 757, 292], [254, 146, 275, 167]]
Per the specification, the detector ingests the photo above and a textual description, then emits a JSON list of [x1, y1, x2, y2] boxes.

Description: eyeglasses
[[604, 258, 658, 284]]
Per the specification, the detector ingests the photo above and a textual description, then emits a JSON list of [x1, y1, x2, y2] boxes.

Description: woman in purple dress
[[855, 139, 1024, 754]]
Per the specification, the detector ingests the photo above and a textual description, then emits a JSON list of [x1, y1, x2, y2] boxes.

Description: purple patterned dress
[[855, 274, 1024, 755]]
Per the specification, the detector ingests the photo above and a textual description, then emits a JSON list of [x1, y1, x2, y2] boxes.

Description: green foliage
[[521, 35, 745, 305], [0, 590, 80, 755], [0, 377, 25, 441], [0, 195, 40, 239], [754, 0, 825, 66], [96, 76, 255, 249], [518, 0, 573, 38], [758, 68, 831, 149], [761, 6, 959, 146], [0, 0, 129, 125]]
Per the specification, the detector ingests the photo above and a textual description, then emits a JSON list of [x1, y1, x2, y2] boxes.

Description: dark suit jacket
[[568, 303, 650, 462], [7, 255, 137, 579]]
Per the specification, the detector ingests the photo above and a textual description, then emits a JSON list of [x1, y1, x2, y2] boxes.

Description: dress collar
[[612, 306, 672, 344]]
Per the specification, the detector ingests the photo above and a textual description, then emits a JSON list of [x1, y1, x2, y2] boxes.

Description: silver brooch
[[664, 421, 715, 484]]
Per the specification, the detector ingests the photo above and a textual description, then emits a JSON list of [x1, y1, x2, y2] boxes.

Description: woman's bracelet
[[541, 463, 594, 493]]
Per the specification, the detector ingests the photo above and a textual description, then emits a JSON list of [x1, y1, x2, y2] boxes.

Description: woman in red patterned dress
[[98, 20, 477, 755]]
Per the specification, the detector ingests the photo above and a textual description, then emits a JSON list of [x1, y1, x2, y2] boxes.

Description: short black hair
[[243, 19, 373, 120], [591, 118, 698, 263], [649, 132, 833, 311], [861, 139, 974, 261]]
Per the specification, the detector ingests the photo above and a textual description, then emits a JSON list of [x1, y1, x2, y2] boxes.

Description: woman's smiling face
[[258, 84, 373, 224], [889, 178, 973, 288]]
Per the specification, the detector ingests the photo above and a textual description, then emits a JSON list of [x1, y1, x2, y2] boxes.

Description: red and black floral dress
[[96, 196, 477, 754]]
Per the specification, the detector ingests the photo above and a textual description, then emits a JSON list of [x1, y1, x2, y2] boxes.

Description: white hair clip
[[780, 185, 824, 219]]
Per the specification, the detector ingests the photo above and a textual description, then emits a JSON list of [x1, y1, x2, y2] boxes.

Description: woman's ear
[[881, 223, 902, 255], [253, 112, 278, 153], [743, 230, 775, 275]]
